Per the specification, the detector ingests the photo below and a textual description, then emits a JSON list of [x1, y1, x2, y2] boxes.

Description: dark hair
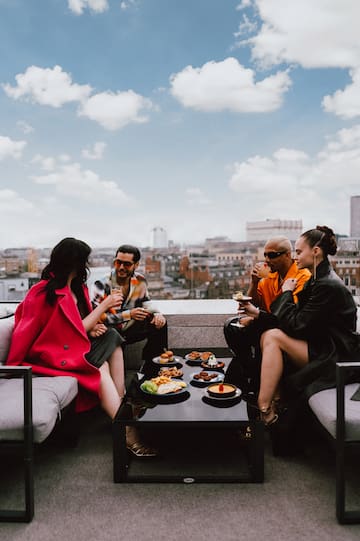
[[115, 244, 141, 263], [41, 237, 91, 307], [301, 225, 337, 256]]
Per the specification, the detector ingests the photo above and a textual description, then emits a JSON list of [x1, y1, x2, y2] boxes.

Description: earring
[[313, 253, 317, 279]]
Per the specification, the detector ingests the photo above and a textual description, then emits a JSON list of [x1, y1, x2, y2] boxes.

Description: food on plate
[[232, 291, 245, 301], [187, 351, 201, 360], [232, 291, 252, 302], [200, 351, 214, 361], [207, 383, 237, 398], [193, 371, 219, 382], [159, 350, 175, 363], [201, 359, 225, 370], [140, 376, 187, 395], [159, 367, 183, 378], [140, 380, 159, 394]]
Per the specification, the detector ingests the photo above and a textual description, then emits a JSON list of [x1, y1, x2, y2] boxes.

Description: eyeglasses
[[113, 259, 134, 268], [263, 251, 287, 260]]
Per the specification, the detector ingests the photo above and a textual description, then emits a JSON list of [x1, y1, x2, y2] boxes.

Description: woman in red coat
[[7, 237, 157, 456]]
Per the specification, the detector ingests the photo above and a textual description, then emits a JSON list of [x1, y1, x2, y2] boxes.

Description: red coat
[[6, 280, 100, 412]]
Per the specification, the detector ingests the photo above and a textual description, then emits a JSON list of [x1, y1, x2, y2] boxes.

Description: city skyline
[[1, 1, 360, 249]]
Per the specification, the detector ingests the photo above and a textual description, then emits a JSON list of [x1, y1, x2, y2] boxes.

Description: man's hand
[[130, 307, 150, 321], [150, 313, 166, 329]]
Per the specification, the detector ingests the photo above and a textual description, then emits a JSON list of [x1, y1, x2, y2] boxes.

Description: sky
[[1, 0, 360, 249]]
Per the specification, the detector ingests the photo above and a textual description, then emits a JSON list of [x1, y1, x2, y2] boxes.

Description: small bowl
[[207, 383, 237, 398]]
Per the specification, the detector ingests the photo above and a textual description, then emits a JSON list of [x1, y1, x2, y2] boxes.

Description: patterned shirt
[[91, 270, 151, 331]]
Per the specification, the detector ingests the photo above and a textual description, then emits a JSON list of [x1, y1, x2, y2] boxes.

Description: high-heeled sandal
[[126, 441, 158, 458], [259, 403, 279, 426]]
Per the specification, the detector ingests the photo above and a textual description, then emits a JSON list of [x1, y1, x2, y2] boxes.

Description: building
[[150, 227, 168, 249], [350, 195, 360, 237], [246, 219, 302, 242]]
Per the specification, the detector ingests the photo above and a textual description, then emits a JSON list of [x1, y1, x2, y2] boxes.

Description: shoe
[[259, 403, 278, 426], [126, 441, 158, 458]]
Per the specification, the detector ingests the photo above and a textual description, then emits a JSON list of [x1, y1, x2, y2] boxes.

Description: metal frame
[[0, 366, 34, 523], [335, 362, 360, 524]]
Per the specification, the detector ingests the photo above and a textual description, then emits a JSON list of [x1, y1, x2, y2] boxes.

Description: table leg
[[112, 421, 127, 483]]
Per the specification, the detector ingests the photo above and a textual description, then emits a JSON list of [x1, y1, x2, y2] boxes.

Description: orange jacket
[[257, 261, 311, 312]]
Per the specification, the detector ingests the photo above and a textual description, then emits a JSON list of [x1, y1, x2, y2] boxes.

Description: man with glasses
[[91, 244, 167, 372], [224, 236, 310, 394]]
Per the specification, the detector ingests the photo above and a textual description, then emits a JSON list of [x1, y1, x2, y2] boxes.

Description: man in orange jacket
[[224, 236, 311, 393]]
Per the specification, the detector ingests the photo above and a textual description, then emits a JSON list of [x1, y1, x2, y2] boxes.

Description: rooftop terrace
[[1, 300, 360, 540]]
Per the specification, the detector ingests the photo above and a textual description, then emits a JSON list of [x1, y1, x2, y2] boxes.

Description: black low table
[[112, 358, 264, 483]]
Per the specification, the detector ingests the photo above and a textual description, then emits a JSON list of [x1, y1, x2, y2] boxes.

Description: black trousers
[[121, 320, 168, 374], [223, 317, 266, 393]]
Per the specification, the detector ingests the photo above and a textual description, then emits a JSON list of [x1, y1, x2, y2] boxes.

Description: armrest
[[336, 362, 360, 442], [0, 366, 33, 445]]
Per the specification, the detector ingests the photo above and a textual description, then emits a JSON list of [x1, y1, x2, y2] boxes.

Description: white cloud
[[78, 90, 153, 130], [185, 187, 211, 207], [228, 125, 360, 234], [0, 189, 34, 212], [120, 1, 137, 10], [16, 120, 34, 134], [3, 65, 92, 108], [81, 141, 106, 160], [68, 0, 109, 15], [31, 154, 56, 171], [170, 57, 291, 112], [0, 135, 27, 160], [31, 162, 133, 205], [322, 67, 360, 118], [244, 0, 360, 69]]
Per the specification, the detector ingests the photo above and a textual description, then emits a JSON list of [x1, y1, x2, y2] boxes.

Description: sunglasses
[[263, 251, 287, 260], [113, 259, 134, 268]]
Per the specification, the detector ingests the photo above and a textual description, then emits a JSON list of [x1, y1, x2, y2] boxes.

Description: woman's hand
[[282, 278, 297, 292], [89, 323, 107, 338]]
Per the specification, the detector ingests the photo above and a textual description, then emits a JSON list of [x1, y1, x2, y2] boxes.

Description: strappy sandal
[[259, 403, 279, 426], [126, 441, 158, 458]]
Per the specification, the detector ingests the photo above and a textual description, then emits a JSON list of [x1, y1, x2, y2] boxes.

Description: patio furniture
[[112, 356, 264, 484], [308, 362, 360, 524]]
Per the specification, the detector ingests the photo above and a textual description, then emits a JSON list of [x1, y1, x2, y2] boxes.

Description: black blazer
[[270, 259, 359, 397]]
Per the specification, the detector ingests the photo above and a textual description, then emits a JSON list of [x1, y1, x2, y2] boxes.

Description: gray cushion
[[308, 383, 360, 441], [0, 375, 78, 443], [0, 317, 14, 364]]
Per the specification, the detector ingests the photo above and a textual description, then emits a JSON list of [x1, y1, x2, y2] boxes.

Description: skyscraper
[[150, 227, 168, 248], [350, 196, 360, 237]]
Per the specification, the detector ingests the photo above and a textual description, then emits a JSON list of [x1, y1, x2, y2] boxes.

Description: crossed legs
[[257, 328, 309, 424]]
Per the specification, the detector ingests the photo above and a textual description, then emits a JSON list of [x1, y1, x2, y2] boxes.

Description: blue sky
[[1, 0, 360, 249]]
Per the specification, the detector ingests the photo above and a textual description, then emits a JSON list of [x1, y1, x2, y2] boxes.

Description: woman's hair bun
[[316, 225, 337, 256]]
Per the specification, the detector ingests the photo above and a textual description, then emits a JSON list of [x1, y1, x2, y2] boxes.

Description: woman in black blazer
[[241, 225, 359, 426]]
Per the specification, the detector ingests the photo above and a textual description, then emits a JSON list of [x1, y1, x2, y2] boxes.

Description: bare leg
[[258, 328, 309, 423], [99, 361, 122, 419], [107, 346, 125, 398]]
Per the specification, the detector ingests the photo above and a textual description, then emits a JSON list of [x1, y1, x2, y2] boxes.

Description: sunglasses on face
[[113, 259, 134, 269], [263, 251, 287, 260]]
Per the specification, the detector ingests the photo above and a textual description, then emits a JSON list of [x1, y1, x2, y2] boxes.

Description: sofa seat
[[0, 375, 78, 443], [309, 383, 360, 440]]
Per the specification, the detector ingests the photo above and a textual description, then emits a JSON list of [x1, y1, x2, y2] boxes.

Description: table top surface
[[115, 356, 249, 424]]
